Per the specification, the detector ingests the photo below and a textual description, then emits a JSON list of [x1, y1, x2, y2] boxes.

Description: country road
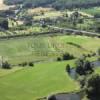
[[47, 25, 100, 37]]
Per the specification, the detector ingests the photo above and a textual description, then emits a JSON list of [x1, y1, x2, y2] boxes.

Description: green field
[[1, 1, 100, 100], [81, 7, 100, 15], [34, 11, 63, 20], [0, 60, 79, 100], [0, 35, 100, 64]]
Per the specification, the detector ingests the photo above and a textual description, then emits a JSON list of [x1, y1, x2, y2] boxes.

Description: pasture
[[33, 11, 63, 20], [0, 2, 100, 100], [0, 60, 79, 100], [81, 7, 100, 15], [0, 35, 100, 64]]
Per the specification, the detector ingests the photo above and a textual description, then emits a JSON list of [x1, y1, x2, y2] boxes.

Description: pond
[[43, 61, 100, 100], [48, 92, 83, 100], [91, 61, 100, 68], [69, 61, 100, 80], [69, 68, 77, 80]]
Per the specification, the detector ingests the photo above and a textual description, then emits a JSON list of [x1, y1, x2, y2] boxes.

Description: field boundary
[[0, 26, 100, 40]]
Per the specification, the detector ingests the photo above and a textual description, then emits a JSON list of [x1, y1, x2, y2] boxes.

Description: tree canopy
[[4, 0, 100, 9]]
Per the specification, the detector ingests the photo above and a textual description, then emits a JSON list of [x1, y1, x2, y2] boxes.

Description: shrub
[[18, 63, 22, 66], [66, 64, 71, 73], [82, 54, 87, 59], [22, 62, 27, 66], [78, 76, 86, 88], [57, 57, 62, 61], [28, 62, 34, 67], [87, 54, 91, 57], [91, 52, 96, 56], [42, 24, 47, 28], [0, 18, 9, 30], [2, 61, 11, 69], [62, 53, 75, 60], [98, 57, 100, 61], [97, 48, 100, 56], [76, 64, 85, 75], [76, 59, 94, 75], [19, 62, 27, 67]]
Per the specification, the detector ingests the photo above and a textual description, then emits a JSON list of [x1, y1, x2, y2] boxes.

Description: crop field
[[33, 11, 63, 20], [0, 35, 100, 64], [0, 60, 79, 100], [28, 7, 54, 14]]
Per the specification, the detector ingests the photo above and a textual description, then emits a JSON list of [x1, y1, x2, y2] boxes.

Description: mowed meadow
[[0, 35, 100, 99], [0, 60, 79, 100], [0, 35, 100, 64]]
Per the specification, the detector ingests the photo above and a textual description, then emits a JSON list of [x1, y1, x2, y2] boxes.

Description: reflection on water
[[91, 61, 100, 68], [48, 92, 83, 100], [69, 68, 77, 80]]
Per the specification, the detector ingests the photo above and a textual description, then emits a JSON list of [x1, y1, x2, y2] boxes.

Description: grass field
[[95, 67, 100, 74], [0, 35, 100, 64], [28, 7, 54, 14], [0, 67, 23, 77], [33, 11, 63, 20], [0, 60, 79, 100], [81, 7, 100, 15]]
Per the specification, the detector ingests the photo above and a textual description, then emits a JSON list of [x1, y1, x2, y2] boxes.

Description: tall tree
[[86, 74, 100, 100]]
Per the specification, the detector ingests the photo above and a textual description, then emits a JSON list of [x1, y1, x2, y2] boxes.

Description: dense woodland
[[4, 0, 100, 9]]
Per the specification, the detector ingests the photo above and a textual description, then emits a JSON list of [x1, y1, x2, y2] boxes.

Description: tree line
[[4, 0, 100, 9], [0, 17, 9, 30]]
